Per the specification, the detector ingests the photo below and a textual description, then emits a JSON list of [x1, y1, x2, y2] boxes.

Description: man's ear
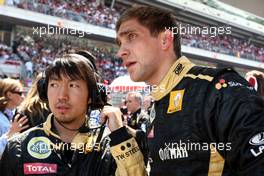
[[160, 30, 174, 50]]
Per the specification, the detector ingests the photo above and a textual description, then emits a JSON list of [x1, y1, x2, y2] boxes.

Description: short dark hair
[[116, 5, 182, 58], [46, 54, 96, 88], [44, 54, 104, 109]]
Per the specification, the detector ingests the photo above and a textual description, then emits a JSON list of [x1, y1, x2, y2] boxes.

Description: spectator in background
[[119, 98, 128, 126], [126, 92, 149, 132], [246, 70, 264, 97], [25, 60, 33, 78], [15, 73, 50, 133], [0, 78, 28, 158], [119, 97, 128, 114], [0, 44, 11, 61], [143, 95, 154, 115], [125, 92, 150, 165]]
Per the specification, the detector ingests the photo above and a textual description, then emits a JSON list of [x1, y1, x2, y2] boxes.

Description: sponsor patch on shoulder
[[167, 89, 184, 114], [27, 137, 52, 159], [215, 79, 228, 90], [215, 79, 254, 91]]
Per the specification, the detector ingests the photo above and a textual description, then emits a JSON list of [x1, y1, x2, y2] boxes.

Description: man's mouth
[[125, 61, 137, 68], [56, 105, 70, 113]]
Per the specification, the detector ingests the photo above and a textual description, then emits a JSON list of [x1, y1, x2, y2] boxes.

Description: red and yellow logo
[[215, 79, 228, 90]]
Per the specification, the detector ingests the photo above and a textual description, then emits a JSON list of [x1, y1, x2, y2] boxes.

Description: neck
[[53, 117, 85, 143], [132, 108, 141, 114]]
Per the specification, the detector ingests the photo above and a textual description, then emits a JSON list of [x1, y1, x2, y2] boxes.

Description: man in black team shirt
[[0, 53, 147, 176], [126, 92, 149, 132], [116, 5, 264, 176]]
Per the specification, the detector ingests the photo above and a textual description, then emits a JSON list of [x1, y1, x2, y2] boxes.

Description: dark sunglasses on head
[[12, 91, 23, 96]]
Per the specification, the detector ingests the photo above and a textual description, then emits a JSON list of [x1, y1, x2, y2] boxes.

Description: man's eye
[[49, 83, 58, 87], [70, 84, 79, 88], [128, 33, 136, 41]]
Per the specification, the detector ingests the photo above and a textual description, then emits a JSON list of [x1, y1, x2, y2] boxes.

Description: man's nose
[[116, 45, 130, 59], [58, 86, 69, 101]]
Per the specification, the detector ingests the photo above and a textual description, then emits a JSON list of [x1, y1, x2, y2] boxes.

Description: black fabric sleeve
[[204, 71, 264, 175], [0, 139, 20, 176], [109, 127, 131, 146]]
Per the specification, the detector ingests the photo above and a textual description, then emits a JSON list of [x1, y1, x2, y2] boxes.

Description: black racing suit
[[0, 114, 147, 176], [148, 56, 264, 176]]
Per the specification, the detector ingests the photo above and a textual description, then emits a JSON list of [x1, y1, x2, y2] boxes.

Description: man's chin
[[129, 74, 142, 82], [55, 118, 74, 125], [54, 114, 72, 123]]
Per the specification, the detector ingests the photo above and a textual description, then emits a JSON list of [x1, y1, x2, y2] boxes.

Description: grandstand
[[0, 0, 263, 86]]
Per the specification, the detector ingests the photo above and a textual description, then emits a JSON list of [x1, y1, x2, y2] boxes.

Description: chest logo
[[167, 89, 185, 114], [24, 163, 57, 174], [27, 137, 52, 159]]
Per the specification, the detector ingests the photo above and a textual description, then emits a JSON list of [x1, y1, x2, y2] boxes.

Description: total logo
[[27, 137, 52, 159], [24, 163, 57, 174], [249, 132, 264, 157]]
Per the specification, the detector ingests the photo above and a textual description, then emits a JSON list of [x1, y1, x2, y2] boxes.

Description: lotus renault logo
[[249, 132, 264, 145], [27, 137, 51, 159]]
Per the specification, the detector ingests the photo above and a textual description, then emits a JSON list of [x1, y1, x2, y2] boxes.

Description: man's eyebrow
[[118, 29, 136, 37], [116, 29, 136, 45], [49, 75, 60, 81]]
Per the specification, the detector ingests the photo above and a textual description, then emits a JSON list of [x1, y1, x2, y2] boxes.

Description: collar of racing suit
[[43, 113, 103, 152], [151, 56, 195, 101]]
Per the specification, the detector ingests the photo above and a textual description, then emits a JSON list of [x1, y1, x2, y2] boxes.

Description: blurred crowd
[[5, 0, 264, 62], [182, 33, 264, 62], [7, 0, 125, 29], [1, 31, 263, 83], [0, 37, 127, 83]]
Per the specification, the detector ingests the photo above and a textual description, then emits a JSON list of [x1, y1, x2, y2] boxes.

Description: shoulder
[[187, 66, 251, 91], [188, 66, 236, 79], [198, 67, 259, 107], [7, 125, 45, 149]]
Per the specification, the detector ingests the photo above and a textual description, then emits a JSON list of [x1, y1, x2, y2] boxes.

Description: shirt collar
[[43, 113, 102, 151], [151, 56, 195, 101]]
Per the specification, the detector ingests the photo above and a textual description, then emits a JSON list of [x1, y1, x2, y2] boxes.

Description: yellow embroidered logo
[[167, 89, 185, 113]]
